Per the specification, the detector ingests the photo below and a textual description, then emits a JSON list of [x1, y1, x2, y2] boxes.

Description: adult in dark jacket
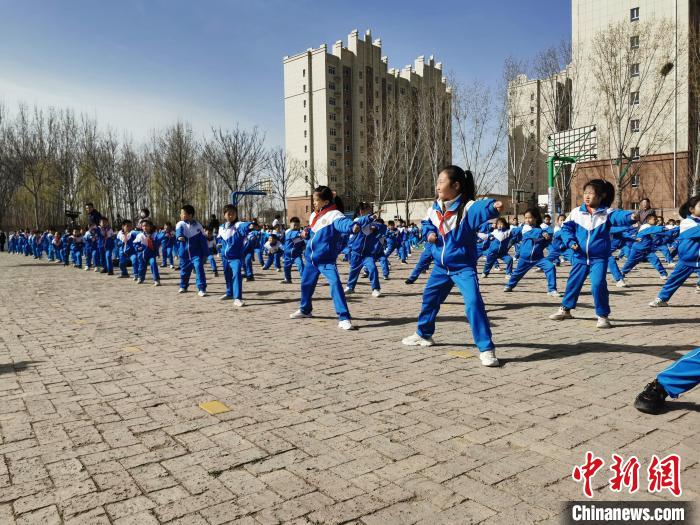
[[85, 203, 102, 227]]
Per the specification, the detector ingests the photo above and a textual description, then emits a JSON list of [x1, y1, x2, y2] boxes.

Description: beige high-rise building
[[508, 0, 699, 212], [283, 29, 451, 221]]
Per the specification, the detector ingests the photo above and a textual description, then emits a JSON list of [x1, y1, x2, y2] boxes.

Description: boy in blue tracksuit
[[217, 204, 252, 306], [243, 223, 260, 281], [263, 234, 282, 270], [134, 219, 162, 285], [402, 166, 502, 367], [480, 217, 514, 278], [281, 217, 305, 284], [83, 226, 100, 271], [544, 215, 567, 265], [383, 221, 398, 259], [504, 208, 559, 296], [395, 222, 408, 263], [374, 218, 391, 280], [69, 229, 84, 268], [116, 221, 138, 278], [550, 180, 636, 328], [204, 228, 219, 277], [345, 202, 383, 297], [608, 225, 635, 287], [159, 222, 176, 269], [176, 205, 209, 296], [620, 214, 668, 279], [634, 347, 700, 414], [649, 195, 700, 306], [97, 217, 115, 275], [289, 186, 374, 330]]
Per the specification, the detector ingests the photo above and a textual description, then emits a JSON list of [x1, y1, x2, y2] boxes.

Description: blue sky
[[0, 0, 571, 147]]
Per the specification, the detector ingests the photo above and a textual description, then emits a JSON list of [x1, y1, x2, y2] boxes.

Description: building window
[[630, 91, 639, 105], [304, 145, 307, 153], [304, 160, 308, 167], [630, 7, 639, 21], [359, 71, 363, 79], [329, 82, 336, 90], [359, 86, 363, 94], [302, 69, 306, 77], [360, 116, 363, 123], [329, 113, 336, 121], [303, 84, 306, 92], [400, 88, 405, 95], [329, 98, 336, 106], [345, 145, 351, 152], [631, 174, 640, 187], [303, 100, 306, 108], [330, 144, 336, 151], [530, 93, 534, 101], [330, 128, 336, 136], [530, 107, 534, 114], [328, 66, 336, 75], [530, 119, 534, 126], [630, 119, 640, 132], [375, 76, 378, 83], [303, 115, 306, 122], [630, 63, 640, 77], [330, 159, 337, 167], [344, 83, 350, 92], [345, 160, 351, 167], [305, 205, 309, 213], [303, 130, 307, 137], [631, 35, 639, 49], [359, 102, 363, 109], [631, 147, 640, 159]]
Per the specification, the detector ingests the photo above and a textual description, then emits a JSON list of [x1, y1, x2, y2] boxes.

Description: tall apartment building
[[283, 29, 451, 220], [508, 0, 699, 212]]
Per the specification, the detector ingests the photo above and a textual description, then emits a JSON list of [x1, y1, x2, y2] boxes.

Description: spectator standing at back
[[0, 230, 6, 252], [85, 203, 102, 227], [638, 198, 655, 224]]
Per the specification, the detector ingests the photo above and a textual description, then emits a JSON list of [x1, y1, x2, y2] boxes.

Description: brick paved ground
[[0, 251, 698, 524]]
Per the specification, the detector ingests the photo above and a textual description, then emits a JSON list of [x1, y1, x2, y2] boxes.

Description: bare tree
[[54, 109, 82, 217], [151, 121, 200, 218], [117, 138, 150, 221], [6, 105, 58, 229], [419, 81, 451, 189], [451, 78, 506, 196], [202, 125, 267, 195], [266, 147, 302, 222], [688, 26, 700, 197], [81, 118, 120, 222], [397, 92, 426, 221], [0, 104, 23, 229], [591, 18, 682, 207], [367, 100, 398, 215]]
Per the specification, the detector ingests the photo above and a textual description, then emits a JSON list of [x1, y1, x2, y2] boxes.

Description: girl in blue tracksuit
[[281, 217, 306, 284], [176, 205, 209, 296], [243, 224, 260, 281], [550, 180, 636, 328], [98, 218, 115, 275], [159, 222, 176, 269], [134, 219, 162, 285], [345, 202, 383, 297], [608, 225, 636, 287], [481, 217, 514, 278], [649, 195, 700, 307], [374, 218, 391, 280], [504, 208, 559, 296], [620, 214, 669, 279], [544, 215, 567, 265], [116, 221, 138, 278], [402, 165, 502, 367], [217, 204, 253, 305], [289, 186, 374, 331], [69, 229, 84, 268]]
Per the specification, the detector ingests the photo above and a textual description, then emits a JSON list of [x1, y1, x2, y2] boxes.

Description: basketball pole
[[547, 154, 576, 217]]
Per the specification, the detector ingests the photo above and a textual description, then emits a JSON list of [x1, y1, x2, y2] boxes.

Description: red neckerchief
[[436, 208, 457, 236], [310, 204, 337, 228]]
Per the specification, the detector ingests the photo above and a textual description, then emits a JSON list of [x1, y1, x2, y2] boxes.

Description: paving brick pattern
[[0, 252, 697, 524]]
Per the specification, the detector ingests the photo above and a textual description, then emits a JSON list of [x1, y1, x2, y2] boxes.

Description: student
[[396, 220, 408, 263], [481, 217, 514, 279], [204, 228, 219, 277], [281, 217, 305, 284], [402, 165, 503, 367], [83, 226, 100, 272], [544, 215, 567, 266], [176, 205, 209, 297], [159, 222, 176, 269], [345, 202, 383, 298], [243, 222, 261, 281], [69, 229, 84, 268], [608, 225, 635, 288], [217, 204, 252, 306], [620, 213, 669, 280], [134, 219, 162, 285], [97, 217, 115, 275], [51, 231, 64, 265], [116, 220, 138, 278], [263, 234, 282, 271], [289, 186, 374, 330], [634, 347, 700, 414], [503, 208, 559, 296], [649, 195, 700, 306], [549, 179, 636, 328], [373, 218, 391, 280]]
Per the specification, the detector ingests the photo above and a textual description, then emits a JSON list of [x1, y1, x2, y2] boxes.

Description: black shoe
[[634, 380, 668, 414], [246, 276, 255, 282], [405, 279, 415, 284], [108, 271, 114, 276]]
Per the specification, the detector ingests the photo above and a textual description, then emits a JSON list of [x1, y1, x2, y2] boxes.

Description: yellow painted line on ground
[[447, 351, 474, 359], [123, 346, 142, 353], [199, 401, 231, 415], [74, 320, 87, 325]]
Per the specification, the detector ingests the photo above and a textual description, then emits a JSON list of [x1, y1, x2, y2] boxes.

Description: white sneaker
[[94, 267, 100, 272], [659, 275, 668, 280], [275, 268, 281, 272], [290, 309, 312, 319], [371, 289, 381, 298], [503, 286, 513, 292], [549, 306, 573, 320], [480, 273, 488, 279], [197, 290, 207, 297], [616, 279, 628, 288], [344, 287, 354, 294], [220, 294, 232, 300], [178, 288, 186, 294], [547, 290, 561, 298], [233, 299, 244, 307], [153, 281, 161, 287], [169, 265, 174, 269], [133, 276, 139, 282], [338, 319, 354, 330], [479, 350, 499, 367], [596, 316, 612, 329], [648, 298, 668, 307], [401, 333, 434, 347], [280, 279, 292, 284], [84, 266, 90, 271]]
